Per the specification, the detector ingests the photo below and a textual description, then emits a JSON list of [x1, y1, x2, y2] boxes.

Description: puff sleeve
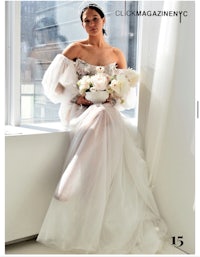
[[42, 54, 79, 104]]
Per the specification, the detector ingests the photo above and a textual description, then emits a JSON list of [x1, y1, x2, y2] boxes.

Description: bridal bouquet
[[77, 66, 139, 104]]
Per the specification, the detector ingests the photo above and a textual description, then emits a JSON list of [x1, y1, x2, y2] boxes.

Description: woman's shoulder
[[62, 41, 87, 60], [111, 47, 127, 69], [111, 46, 124, 57]]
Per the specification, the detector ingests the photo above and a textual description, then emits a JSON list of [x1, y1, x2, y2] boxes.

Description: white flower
[[90, 73, 109, 91], [76, 67, 139, 104], [109, 79, 121, 95], [109, 74, 129, 97], [77, 75, 91, 94], [122, 68, 139, 87]]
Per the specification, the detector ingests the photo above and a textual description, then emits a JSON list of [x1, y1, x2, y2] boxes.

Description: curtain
[[138, 1, 182, 185], [138, 2, 195, 252]]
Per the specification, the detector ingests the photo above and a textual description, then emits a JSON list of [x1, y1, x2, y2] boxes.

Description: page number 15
[[172, 236, 184, 247]]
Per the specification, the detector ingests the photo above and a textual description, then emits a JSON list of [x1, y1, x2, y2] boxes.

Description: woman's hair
[[80, 3, 106, 35]]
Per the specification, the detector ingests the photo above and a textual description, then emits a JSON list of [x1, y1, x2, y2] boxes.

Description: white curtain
[[138, 1, 182, 185], [138, 2, 195, 252]]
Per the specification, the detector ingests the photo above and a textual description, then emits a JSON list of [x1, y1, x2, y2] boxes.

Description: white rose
[[123, 69, 139, 87], [109, 79, 121, 95], [110, 74, 129, 97], [90, 73, 109, 91], [77, 75, 91, 94]]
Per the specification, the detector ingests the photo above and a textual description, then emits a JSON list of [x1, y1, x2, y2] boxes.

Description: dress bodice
[[75, 58, 117, 79]]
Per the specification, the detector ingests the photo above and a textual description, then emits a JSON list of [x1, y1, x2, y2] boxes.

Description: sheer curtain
[[138, 1, 183, 184], [138, 1, 195, 253]]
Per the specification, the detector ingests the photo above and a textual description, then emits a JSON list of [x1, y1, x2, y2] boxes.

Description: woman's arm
[[113, 48, 127, 69], [55, 82, 65, 94]]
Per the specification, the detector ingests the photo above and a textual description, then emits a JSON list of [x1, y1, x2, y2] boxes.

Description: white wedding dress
[[37, 54, 168, 254]]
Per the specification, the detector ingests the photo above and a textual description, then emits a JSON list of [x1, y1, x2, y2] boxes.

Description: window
[[5, 1, 139, 126]]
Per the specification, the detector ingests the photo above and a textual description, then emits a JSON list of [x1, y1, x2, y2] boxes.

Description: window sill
[[5, 111, 137, 136], [5, 122, 67, 136]]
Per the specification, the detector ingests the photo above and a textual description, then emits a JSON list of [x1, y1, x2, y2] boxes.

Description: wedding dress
[[36, 54, 168, 254]]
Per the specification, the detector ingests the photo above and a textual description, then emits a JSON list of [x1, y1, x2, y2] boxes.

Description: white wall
[[138, 1, 195, 253], [5, 131, 70, 243]]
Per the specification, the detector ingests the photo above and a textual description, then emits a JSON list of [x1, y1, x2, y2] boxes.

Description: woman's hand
[[76, 95, 93, 106], [105, 94, 117, 105]]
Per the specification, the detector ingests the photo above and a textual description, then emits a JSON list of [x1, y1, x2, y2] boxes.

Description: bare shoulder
[[112, 47, 127, 69], [62, 41, 86, 61]]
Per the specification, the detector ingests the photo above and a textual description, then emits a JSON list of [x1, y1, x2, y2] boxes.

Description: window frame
[[6, 1, 21, 126]]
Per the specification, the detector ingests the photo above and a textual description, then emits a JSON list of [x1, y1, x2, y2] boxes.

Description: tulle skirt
[[37, 103, 168, 254]]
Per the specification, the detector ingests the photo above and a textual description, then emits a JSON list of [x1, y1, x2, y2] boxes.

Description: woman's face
[[82, 8, 105, 36]]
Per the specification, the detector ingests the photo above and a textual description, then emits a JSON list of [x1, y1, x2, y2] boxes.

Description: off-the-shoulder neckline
[[75, 58, 117, 68], [58, 54, 116, 68]]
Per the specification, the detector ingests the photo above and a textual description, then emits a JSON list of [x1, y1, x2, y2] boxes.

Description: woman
[[37, 3, 168, 254]]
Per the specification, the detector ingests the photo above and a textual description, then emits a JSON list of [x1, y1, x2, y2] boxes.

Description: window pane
[[20, 1, 138, 124]]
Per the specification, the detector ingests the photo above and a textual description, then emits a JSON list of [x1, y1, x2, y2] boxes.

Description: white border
[[1, 1, 199, 257]]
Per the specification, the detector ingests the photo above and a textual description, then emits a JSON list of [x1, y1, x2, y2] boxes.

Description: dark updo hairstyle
[[80, 3, 107, 35]]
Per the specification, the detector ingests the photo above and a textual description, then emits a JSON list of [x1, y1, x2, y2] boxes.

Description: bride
[[37, 3, 168, 254]]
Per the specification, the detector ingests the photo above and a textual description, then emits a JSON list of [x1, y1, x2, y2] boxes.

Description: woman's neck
[[86, 35, 107, 48]]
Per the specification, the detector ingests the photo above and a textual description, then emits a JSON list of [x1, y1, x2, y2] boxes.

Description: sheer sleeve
[[42, 54, 79, 104]]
